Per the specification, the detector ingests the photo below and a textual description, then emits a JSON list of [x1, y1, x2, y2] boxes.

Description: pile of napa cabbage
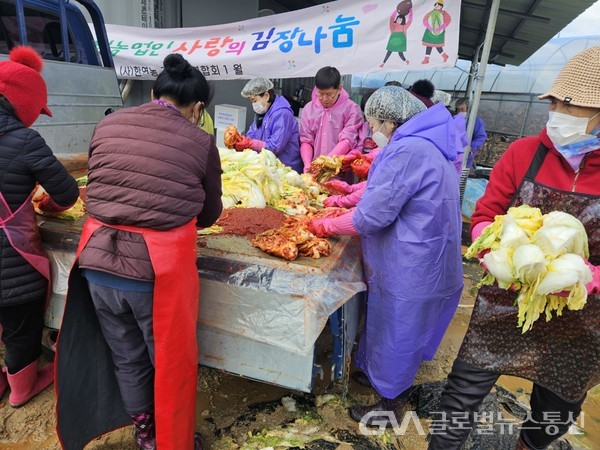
[[466, 205, 592, 333], [218, 148, 325, 214]]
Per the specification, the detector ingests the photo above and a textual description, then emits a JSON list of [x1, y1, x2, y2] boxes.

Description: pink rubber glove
[[322, 179, 352, 194], [39, 195, 73, 213], [328, 139, 352, 157], [472, 220, 493, 263], [248, 139, 265, 152], [233, 136, 253, 151], [323, 195, 344, 207], [300, 142, 313, 172], [585, 260, 600, 295], [308, 211, 359, 237], [471, 221, 492, 242]]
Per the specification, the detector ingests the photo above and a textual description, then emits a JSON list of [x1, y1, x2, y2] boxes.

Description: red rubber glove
[[322, 180, 352, 195], [39, 195, 72, 213], [308, 219, 329, 238], [341, 150, 361, 171], [351, 156, 371, 179], [233, 136, 253, 151]]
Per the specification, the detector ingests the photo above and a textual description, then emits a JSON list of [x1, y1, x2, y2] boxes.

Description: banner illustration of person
[[421, 0, 451, 64], [380, 1, 413, 68]]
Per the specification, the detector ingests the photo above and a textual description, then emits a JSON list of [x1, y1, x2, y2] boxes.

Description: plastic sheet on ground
[[196, 234, 366, 356], [462, 178, 488, 219]]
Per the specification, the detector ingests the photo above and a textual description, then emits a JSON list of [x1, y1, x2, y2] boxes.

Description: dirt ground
[[0, 260, 597, 449]]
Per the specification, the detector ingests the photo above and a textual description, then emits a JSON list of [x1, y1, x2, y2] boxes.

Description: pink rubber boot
[[7, 360, 54, 408]]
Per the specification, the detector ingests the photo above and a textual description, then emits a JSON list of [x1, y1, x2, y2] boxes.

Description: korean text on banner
[[97, 0, 462, 80]]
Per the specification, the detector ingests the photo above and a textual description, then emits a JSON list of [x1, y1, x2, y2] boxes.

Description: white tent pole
[[465, 43, 483, 100], [460, 0, 502, 203]]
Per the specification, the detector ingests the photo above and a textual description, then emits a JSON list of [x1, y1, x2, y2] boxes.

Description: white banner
[[102, 0, 461, 80]]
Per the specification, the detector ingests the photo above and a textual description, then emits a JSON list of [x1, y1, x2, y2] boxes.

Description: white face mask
[[459, 111, 468, 118], [372, 122, 389, 148], [252, 97, 269, 115], [545, 111, 600, 172], [546, 111, 600, 147]]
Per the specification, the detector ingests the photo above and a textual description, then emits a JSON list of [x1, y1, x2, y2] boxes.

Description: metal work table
[[39, 215, 366, 392]]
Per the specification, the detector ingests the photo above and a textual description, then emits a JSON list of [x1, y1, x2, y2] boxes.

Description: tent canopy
[[264, 0, 597, 66]]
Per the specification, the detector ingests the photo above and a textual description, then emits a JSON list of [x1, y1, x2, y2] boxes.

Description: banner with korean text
[[103, 0, 462, 80]]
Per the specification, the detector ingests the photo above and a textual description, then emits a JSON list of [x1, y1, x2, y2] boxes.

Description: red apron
[[0, 190, 50, 283], [56, 217, 199, 450]]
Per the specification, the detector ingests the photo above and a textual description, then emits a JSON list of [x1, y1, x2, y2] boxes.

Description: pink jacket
[[300, 87, 363, 162]]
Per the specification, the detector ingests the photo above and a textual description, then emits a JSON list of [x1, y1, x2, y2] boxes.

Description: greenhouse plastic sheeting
[[196, 234, 366, 356], [462, 178, 488, 219]]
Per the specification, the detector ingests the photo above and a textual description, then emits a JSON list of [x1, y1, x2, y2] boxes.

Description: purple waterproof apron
[[458, 144, 600, 402], [0, 190, 50, 288]]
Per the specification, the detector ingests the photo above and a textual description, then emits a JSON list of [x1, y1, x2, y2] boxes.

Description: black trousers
[[0, 298, 44, 373], [428, 359, 586, 450]]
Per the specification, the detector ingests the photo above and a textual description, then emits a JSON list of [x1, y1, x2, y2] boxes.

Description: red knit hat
[[0, 46, 52, 127]]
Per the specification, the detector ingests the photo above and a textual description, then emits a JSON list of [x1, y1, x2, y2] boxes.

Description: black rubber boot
[[427, 359, 499, 450], [351, 371, 372, 388], [349, 388, 410, 424]]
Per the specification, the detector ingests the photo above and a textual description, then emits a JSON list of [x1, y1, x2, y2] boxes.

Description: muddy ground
[[0, 260, 598, 449]]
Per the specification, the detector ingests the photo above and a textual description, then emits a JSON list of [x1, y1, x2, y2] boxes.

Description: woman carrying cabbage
[[429, 47, 600, 450]]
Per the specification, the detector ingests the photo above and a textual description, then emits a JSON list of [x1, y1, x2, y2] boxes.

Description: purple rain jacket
[[352, 103, 464, 398], [246, 94, 302, 173]]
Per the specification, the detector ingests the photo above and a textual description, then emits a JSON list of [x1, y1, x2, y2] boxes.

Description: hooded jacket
[[300, 87, 363, 159], [351, 103, 463, 398], [0, 107, 78, 305], [471, 128, 600, 231], [246, 95, 301, 173], [78, 102, 223, 281]]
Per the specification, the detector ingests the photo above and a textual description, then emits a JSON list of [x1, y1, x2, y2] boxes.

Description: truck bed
[[38, 214, 366, 391]]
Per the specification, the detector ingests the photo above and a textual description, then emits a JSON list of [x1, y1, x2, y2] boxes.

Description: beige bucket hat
[[538, 46, 600, 108]]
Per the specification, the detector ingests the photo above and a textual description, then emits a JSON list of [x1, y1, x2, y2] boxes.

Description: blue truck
[[1, 0, 364, 394], [0, 0, 123, 171]]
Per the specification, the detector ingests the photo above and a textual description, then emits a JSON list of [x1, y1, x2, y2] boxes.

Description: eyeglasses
[[317, 90, 339, 100]]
